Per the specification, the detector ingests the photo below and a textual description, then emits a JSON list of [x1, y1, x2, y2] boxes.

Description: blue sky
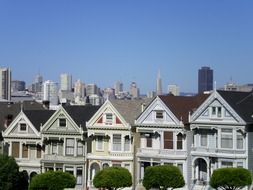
[[0, 1, 252, 94]]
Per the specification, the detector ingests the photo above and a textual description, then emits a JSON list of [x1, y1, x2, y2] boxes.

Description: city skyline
[[1, 1, 253, 94]]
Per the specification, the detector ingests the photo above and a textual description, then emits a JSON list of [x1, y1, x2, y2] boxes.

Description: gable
[[136, 97, 181, 126], [191, 91, 245, 124], [41, 107, 80, 133], [2, 112, 40, 138], [87, 100, 128, 129]]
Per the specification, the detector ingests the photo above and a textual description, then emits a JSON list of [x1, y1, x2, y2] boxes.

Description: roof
[[159, 94, 210, 123], [0, 101, 46, 132], [218, 90, 253, 123], [23, 110, 55, 131], [110, 98, 152, 125], [63, 105, 101, 130]]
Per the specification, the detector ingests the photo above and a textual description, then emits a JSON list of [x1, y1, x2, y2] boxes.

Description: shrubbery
[[28, 171, 76, 190], [210, 167, 252, 190], [143, 165, 185, 190], [93, 166, 132, 190]]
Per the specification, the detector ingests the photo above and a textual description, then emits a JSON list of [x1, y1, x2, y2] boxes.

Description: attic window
[[155, 111, 164, 119], [59, 118, 66, 127], [106, 113, 113, 124], [20, 123, 27, 131]]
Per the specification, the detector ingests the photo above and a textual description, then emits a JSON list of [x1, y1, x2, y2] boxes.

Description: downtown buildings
[[0, 67, 11, 101], [1, 89, 253, 190]]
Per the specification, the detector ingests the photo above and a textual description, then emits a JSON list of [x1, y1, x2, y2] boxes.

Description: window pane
[[146, 136, 152, 148], [20, 124, 27, 131], [59, 118, 66, 127], [77, 142, 83, 155], [200, 134, 207, 146], [113, 134, 121, 151], [221, 161, 233, 168], [164, 131, 173, 149], [96, 136, 103, 150], [66, 139, 74, 155], [52, 142, 57, 154], [156, 111, 163, 119], [37, 145, 42, 158], [237, 132, 243, 149], [76, 168, 83, 185], [22, 144, 28, 158], [124, 137, 130, 151], [177, 134, 183, 149], [12, 142, 20, 158]]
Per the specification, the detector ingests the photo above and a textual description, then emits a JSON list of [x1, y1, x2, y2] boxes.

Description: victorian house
[[2, 109, 54, 179], [190, 90, 253, 190], [86, 99, 150, 188], [134, 94, 209, 189], [40, 105, 100, 190]]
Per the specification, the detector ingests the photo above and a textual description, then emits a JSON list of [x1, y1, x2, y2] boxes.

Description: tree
[[28, 171, 76, 190], [210, 167, 252, 190], [0, 154, 21, 190], [143, 165, 185, 190], [93, 166, 132, 190]]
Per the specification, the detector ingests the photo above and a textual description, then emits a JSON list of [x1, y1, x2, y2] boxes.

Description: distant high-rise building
[[198, 66, 213, 94], [114, 81, 123, 95], [103, 88, 116, 100], [11, 80, 26, 92], [130, 82, 139, 99], [74, 79, 85, 99], [43, 80, 59, 105], [60, 73, 72, 91], [86, 84, 98, 96], [0, 67, 11, 101], [168, 84, 180, 96], [156, 70, 162, 95]]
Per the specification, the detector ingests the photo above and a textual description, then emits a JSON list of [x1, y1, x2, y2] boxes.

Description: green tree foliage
[[143, 165, 185, 190], [93, 167, 132, 190], [28, 171, 76, 190], [0, 154, 21, 190], [210, 167, 252, 190]]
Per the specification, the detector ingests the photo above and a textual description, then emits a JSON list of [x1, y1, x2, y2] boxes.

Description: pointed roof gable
[[110, 99, 152, 125], [218, 90, 253, 123], [23, 110, 55, 131], [63, 105, 100, 130], [159, 94, 210, 123]]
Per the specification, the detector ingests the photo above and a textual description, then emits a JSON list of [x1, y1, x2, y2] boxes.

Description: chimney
[[42, 100, 50, 110]]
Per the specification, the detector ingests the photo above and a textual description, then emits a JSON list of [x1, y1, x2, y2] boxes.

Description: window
[[65, 167, 74, 175], [211, 106, 222, 118], [22, 144, 28, 158], [146, 134, 152, 148], [59, 118, 66, 127], [155, 111, 163, 119], [76, 167, 83, 185], [112, 163, 121, 167], [20, 123, 27, 131], [237, 162, 243, 168], [106, 113, 113, 124], [113, 134, 121, 151], [96, 136, 103, 151], [164, 131, 173, 149], [12, 142, 20, 158], [77, 141, 83, 156], [177, 134, 183, 150], [200, 134, 207, 147], [124, 136, 130, 151], [52, 142, 57, 154], [66, 139, 74, 155], [221, 161, 233, 168], [177, 163, 183, 173], [237, 131, 243, 149], [37, 145, 42, 158], [221, 129, 233, 149]]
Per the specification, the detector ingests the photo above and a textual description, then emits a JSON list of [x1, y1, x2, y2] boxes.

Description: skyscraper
[[130, 82, 139, 99], [0, 67, 11, 101], [43, 80, 59, 105], [60, 73, 72, 91], [156, 70, 162, 95], [114, 81, 123, 95], [198, 66, 213, 94], [74, 79, 85, 99], [168, 84, 180, 96]]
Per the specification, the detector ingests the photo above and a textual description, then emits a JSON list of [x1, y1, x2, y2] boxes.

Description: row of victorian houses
[[1, 90, 253, 190]]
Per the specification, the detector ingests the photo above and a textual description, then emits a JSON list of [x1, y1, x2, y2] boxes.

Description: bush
[[28, 171, 76, 190], [210, 167, 252, 190], [0, 154, 21, 190], [93, 167, 132, 190], [143, 165, 185, 190]]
